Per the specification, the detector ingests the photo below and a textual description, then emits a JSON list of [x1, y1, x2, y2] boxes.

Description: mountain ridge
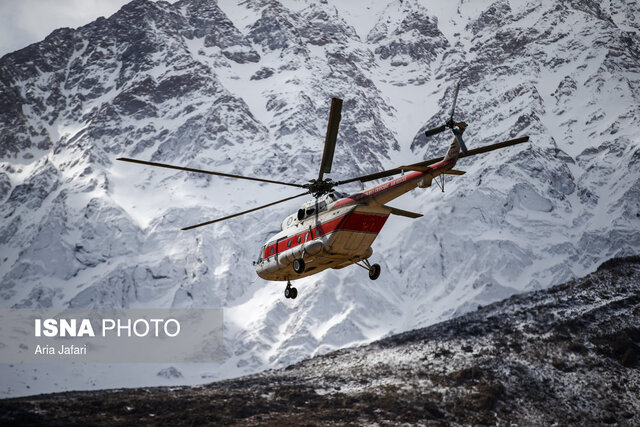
[[0, 0, 639, 395], [1, 255, 638, 425]]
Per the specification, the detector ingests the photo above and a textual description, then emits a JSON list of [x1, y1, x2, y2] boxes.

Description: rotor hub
[[305, 178, 335, 196]]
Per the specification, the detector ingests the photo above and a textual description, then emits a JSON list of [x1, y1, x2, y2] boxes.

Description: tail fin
[[443, 123, 467, 161], [444, 138, 460, 161]]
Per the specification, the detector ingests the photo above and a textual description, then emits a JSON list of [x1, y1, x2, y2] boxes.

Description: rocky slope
[[1, 256, 638, 425], [0, 0, 639, 394]]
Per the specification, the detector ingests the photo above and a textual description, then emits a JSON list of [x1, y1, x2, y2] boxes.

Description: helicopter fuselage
[[254, 155, 457, 282], [117, 90, 529, 300]]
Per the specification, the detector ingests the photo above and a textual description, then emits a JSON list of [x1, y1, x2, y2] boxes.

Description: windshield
[[332, 191, 347, 200]]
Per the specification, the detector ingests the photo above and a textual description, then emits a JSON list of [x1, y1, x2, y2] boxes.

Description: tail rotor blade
[[318, 97, 343, 181], [448, 81, 460, 123], [424, 124, 447, 137]]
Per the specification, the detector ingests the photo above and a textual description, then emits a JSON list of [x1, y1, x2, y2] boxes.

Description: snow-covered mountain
[[0, 0, 638, 396]]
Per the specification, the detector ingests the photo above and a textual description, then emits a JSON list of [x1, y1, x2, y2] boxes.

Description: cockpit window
[[299, 200, 329, 220], [333, 191, 347, 199]]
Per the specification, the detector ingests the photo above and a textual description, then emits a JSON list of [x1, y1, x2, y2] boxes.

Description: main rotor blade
[[336, 155, 444, 185], [449, 81, 460, 122], [336, 135, 529, 186], [181, 191, 310, 230], [458, 136, 529, 159], [318, 97, 343, 181], [117, 158, 305, 188]]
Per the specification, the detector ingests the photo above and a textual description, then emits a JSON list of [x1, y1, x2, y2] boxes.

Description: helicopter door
[[275, 237, 287, 264]]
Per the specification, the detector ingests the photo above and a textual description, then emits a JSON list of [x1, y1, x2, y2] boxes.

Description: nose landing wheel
[[284, 281, 298, 299], [293, 258, 305, 274]]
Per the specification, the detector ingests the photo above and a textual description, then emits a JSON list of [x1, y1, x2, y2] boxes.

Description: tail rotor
[[424, 82, 468, 153]]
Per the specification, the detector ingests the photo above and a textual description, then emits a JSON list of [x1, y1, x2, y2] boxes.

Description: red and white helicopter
[[118, 85, 529, 299]]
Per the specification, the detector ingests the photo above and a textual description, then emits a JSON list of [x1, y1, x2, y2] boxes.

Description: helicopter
[[118, 84, 529, 299]]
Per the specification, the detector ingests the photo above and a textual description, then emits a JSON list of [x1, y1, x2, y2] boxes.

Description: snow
[[321, 0, 388, 40], [0, 0, 639, 399], [217, 0, 262, 33]]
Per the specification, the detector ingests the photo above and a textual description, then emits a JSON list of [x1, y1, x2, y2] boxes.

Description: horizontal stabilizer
[[385, 206, 423, 219], [443, 169, 466, 175]]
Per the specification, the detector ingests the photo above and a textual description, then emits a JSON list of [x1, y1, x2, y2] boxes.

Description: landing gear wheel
[[293, 258, 305, 274], [368, 263, 381, 280], [284, 282, 298, 299]]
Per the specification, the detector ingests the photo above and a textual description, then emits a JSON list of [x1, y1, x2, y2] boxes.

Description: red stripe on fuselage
[[261, 157, 455, 259], [262, 211, 388, 260], [337, 212, 388, 233]]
